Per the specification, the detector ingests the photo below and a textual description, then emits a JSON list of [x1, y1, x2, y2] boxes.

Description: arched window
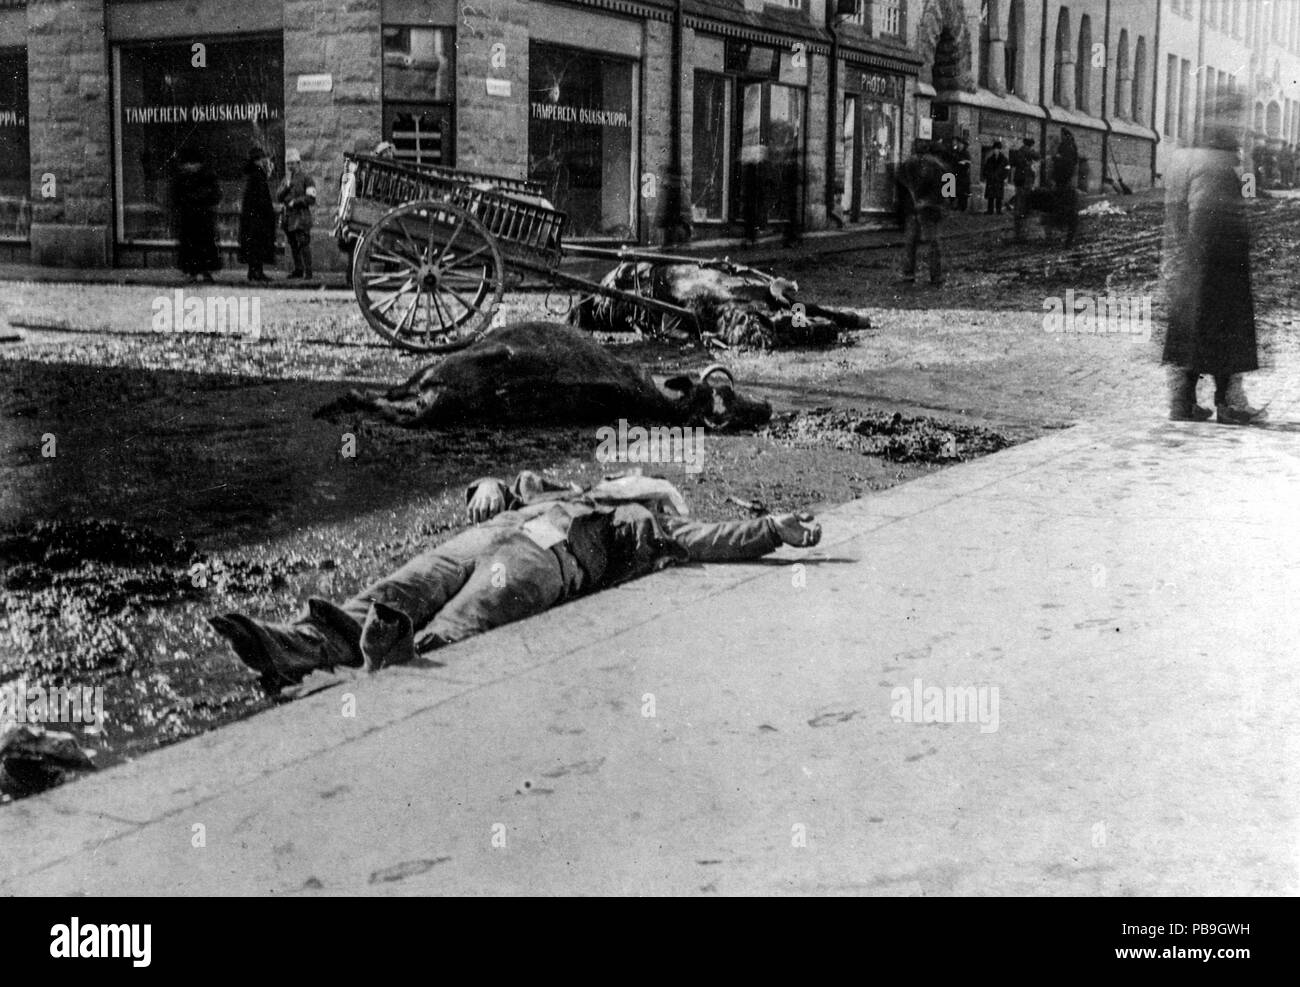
[[1114, 29, 1130, 117], [1076, 14, 1092, 113], [1132, 36, 1147, 123], [1053, 7, 1071, 107], [1006, 0, 1025, 96]]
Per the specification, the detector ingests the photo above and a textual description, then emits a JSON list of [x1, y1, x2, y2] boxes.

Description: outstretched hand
[[772, 511, 821, 548], [467, 482, 507, 523]]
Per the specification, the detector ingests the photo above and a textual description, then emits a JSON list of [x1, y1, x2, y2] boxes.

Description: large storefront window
[[383, 26, 455, 166], [692, 72, 731, 222], [114, 36, 284, 244], [691, 40, 807, 232], [529, 43, 638, 239], [0, 48, 29, 241], [840, 68, 903, 217], [734, 80, 806, 225]]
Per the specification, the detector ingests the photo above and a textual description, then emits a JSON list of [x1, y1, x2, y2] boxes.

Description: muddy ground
[[2, 191, 1296, 794]]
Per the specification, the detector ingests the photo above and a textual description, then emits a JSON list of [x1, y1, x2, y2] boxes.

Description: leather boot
[[209, 612, 360, 691], [1168, 369, 1211, 421], [360, 601, 418, 672]]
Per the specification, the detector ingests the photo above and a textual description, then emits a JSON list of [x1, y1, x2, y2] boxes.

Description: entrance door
[[841, 94, 861, 219], [733, 81, 766, 230]]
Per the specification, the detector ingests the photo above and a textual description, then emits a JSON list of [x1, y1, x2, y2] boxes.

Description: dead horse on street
[[315, 321, 773, 431]]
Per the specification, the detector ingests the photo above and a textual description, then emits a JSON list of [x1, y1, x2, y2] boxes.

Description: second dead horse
[[315, 321, 772, 430], [568, 260, 870, 349]]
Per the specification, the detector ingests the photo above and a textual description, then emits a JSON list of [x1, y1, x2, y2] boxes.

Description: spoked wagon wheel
[[352, 199, 505, 353]]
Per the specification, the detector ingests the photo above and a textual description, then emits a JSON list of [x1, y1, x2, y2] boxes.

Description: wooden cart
[[334, 153, 705, 353]]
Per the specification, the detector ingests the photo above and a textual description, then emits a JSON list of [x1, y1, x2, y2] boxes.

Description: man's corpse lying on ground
[[209, 471, 822, 689]]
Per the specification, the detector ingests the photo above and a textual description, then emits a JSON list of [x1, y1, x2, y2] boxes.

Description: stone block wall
[[284, 0, 382, 270], [455, 0, 530, 178], [27, 0, 112, 265]]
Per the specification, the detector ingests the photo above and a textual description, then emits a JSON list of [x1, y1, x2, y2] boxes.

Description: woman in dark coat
[[170, 147, 221, 282], [1161, 93, 1265, 424], [238, 146, 276, 282]]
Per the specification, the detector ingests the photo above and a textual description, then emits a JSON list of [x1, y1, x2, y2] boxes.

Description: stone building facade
[[0, 0, 924, 269], [0, 0, 1296, 269]]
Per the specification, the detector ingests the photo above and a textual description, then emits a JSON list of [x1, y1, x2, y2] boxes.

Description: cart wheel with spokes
[[352, 199, 505, 353]]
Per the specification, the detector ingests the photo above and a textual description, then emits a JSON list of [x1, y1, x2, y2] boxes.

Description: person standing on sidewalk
[[278, 147, 317, 280], [953, 136, 972, 212], [170, 146, 221, 283], [1008, 137, 1039, 242], [983, 141, 1010, 215], [238, 146, 276, 283], [895, 140, 947, 286], [1161, 91, 1266, 425]]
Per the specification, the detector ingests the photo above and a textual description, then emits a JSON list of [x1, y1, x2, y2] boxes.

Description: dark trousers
[[902, 212, 943, 284], [286, 229, 313, 276], [1012, 183, 1031, 239], [985, 193, 1004, 214]]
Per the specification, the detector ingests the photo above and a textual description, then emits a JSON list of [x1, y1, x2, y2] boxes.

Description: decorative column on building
[[26, 0, 112, 266], [1118, 66, 1134, 119], [986, 29, 1007, 94], [1057, 52, 1076, 110]]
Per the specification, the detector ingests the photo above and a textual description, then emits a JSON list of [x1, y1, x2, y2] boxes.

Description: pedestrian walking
[[238, 146, 276, 283], [1008, 137, 1039, 242], [1050, 128, 1079, 190], [895, 140, 947, 286], [983, 141, 1010, 215], [170, 146, 221, 283], [278, 147, 317, 280], [1161, 92, 1266, 425]]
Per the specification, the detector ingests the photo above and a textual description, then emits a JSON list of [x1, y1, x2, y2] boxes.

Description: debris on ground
[[1079, 199, 1130, 217], [0, 723, 97, 798], [763, 408, 1012, 464]]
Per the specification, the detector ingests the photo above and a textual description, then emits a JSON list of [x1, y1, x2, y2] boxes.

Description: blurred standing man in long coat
[[1161, 92, 1266, 425], [238, 146, 276, 282]]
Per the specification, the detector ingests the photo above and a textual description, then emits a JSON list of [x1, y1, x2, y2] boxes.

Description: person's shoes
[[286, 271, 305, 280], [208, 613, 348, 691], [1169, 404, 1213, 422], [771, 512, 822, 548], [359, 601, 418, 672], [1216, 402, 1268, 425]]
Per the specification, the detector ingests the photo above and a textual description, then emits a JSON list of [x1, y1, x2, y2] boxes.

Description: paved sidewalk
[[3, 417, 1296, 896]]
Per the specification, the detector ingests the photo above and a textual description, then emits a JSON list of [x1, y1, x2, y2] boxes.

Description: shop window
[[691, 72, 732, 222], [114, 36, 284, 245], [383, 26, 455, 166], [528, 43, 638, 240], [0, 47, 29, 241], [734, 81, 805, 227]]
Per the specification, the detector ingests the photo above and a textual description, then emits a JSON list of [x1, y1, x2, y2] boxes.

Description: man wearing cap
[[210, 470, 822, 689], [278, 147, 317, 279]]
